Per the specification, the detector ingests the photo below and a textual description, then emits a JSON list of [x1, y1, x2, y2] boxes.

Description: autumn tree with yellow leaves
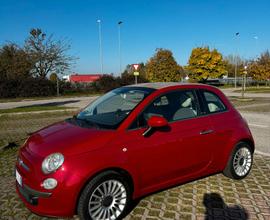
[[186, 47, 227, 82], [248, 51, 270, 83], [145, 49, 183, 82]]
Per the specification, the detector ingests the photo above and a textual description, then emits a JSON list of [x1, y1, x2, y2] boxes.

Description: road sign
[[134, 71, 139, 76], [133, 64, 139, 70]]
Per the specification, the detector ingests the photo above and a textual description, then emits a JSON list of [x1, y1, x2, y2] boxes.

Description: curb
[[255, 150, 270, 157], [0, 108, 79, 117]]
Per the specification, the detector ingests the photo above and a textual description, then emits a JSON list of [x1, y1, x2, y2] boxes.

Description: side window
[[132, 95, 170, 129], [203, 91, 226, 113], [153, 96, 169, 106], [129, 90, 199, 129], [171, 91, 198, 121]]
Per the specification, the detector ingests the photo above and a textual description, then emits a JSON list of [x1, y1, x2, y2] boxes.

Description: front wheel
[[223, 142, 253, 180], [77, 171, 132, 220]]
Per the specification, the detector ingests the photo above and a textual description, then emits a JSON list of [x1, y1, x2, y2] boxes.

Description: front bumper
[[17, 182, 51, 206], [15, 153, 83, 218], [15, 168, 80, 218]]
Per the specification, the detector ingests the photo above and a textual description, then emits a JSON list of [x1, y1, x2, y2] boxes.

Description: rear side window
[[203, 91, 226, 113]]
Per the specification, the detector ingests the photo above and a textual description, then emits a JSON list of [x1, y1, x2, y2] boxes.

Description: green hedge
[[0, 78, 56, 98], [0, 74, 149, 98]]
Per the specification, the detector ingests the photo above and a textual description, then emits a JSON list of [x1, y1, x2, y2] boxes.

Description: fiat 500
[[16, 83, 254, 220]]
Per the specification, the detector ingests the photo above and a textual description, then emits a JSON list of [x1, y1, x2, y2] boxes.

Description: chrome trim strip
[[18, 157, 30, 172]]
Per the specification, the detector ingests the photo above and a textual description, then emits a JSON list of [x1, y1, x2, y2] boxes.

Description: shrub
[[0, 78, 56, 98], [94, 75, 121, 92]]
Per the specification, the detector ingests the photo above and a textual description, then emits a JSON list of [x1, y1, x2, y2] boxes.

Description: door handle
[[200, 129, 214, 135]]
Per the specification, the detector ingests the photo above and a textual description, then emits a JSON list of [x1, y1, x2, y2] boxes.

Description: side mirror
[[148, 115, 168, 128], [143, 115, 168, 137]]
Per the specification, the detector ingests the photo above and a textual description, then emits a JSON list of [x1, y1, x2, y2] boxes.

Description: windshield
[[75, 87, 154, 129]]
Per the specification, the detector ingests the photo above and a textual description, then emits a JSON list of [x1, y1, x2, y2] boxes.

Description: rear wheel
[[77, 171, 132, 220], [223, 142, 253, 180]]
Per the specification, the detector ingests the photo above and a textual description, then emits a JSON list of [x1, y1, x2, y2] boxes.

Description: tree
[[25, 28, 75, 78], [145, 49, 182, 82], [248, 51, 270, 82], [0, 43, 33, 80], [224, 55, 246, 77], [186, 47, 227, 82], [95, 75, 120, 92], [121, 63, 148, 84]]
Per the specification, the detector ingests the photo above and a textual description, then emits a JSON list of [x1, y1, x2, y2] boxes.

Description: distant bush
[[92, 74, 149, 92], [0, 78, 56, 98], [60, 81, 97, 95], [94, 75, 121, 92], [0, 74, 149, 98]]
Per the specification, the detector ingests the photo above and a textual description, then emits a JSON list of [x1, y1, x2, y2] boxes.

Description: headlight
[[42, 153, 64, 174]]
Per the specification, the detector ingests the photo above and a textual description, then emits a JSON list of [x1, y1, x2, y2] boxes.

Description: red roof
[[70, 74, 102, 83]]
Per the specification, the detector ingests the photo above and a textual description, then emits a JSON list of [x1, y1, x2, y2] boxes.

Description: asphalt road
[[222, 88, 270, 98], [240, 111, 270, 156], [0, 96, 98, 110]]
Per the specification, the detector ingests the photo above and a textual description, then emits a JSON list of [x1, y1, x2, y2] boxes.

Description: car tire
[[77, 170, 132, 220], [223, 142, 253, 180]]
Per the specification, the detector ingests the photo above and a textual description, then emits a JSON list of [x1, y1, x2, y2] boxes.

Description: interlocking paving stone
[[0, 112, 269, 219]]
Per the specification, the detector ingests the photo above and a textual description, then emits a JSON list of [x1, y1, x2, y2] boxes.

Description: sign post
[[133, 64, 139, 84]]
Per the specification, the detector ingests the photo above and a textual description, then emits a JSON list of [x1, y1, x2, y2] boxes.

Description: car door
[[198, 89, 234, 165], [118, 89, 216, 190]]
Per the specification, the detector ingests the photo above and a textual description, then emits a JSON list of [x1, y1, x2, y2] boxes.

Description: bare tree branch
[[25, 28, 76, 78]]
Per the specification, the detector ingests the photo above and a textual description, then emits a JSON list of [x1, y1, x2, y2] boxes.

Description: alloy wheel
[[233, 147, 252, 177], [88, 180, 127, 220]]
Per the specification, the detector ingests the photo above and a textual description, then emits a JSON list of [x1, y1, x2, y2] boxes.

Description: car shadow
[[123, 191, 249, 219], [203, 193, 249, 220], [17, 100, 80, 108]]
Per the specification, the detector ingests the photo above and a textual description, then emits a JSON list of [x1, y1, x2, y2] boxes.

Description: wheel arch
[[237, 138, 255, 153], [74, 167, 135, 214], [221, 137, 255, 171], [223, 138, 254, 179]]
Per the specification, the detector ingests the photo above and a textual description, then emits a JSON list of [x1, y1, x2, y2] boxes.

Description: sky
[[0, 0, 270, 75]]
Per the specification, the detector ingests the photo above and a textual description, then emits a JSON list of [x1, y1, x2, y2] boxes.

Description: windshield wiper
[[72, 115, 100, 129]]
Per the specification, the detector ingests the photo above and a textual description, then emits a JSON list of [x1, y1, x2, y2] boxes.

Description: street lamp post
[[97, 19, 103, 74], [244, 65, 247, 91], [118, 21, 123, 76], [254, 36, 258, 56], [234, 32, 240, 88], [242, 65, 248, 98], [234, 56, 238, 88]]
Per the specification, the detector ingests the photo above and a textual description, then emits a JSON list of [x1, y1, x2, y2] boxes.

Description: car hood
[[24, 120, 115, 157]]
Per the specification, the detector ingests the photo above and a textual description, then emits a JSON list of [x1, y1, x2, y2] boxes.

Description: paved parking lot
[[0, 98, 269, 219], [0, 147, 270, 220]]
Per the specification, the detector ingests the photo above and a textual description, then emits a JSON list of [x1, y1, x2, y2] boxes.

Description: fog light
[[43, 178, 57, 189]]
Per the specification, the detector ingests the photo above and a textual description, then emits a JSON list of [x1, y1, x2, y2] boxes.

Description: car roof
[[125, 82, 213, 90]]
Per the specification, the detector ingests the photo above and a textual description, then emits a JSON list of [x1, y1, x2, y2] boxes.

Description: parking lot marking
[[249, 123, 269, 128]]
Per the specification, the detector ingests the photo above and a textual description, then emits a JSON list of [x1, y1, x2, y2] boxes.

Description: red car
[[16, 83, 254, 220]]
